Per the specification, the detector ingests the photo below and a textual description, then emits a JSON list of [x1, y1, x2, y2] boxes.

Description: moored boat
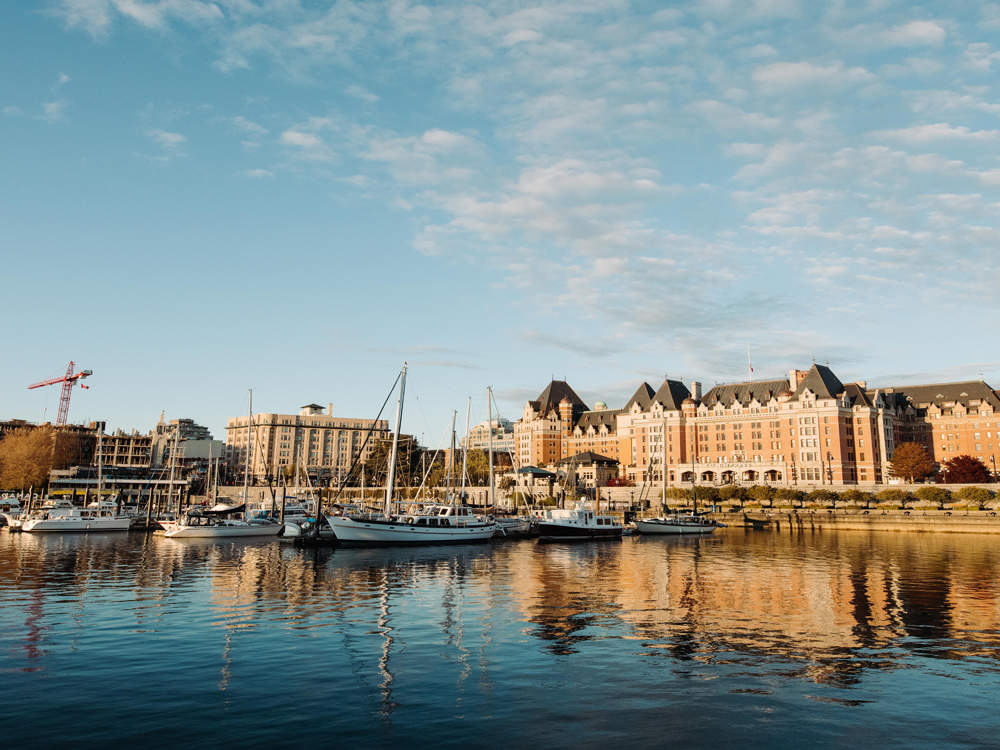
[[536, 501, 623, 541], [20, 499, 132, 533], [636, 514, 722, 535], [325, 504, 497, 545], [162, 504, 280, 538]]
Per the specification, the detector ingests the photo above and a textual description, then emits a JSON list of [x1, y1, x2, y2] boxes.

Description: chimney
[[328, 402, 333, 416], [789, 369, 806, 390], [690, 381, 702, 401]]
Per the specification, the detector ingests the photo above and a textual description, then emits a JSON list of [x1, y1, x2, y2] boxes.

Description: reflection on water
[[2, 530, 1000, 747]]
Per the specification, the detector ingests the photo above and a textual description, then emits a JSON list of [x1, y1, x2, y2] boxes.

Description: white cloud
[[57, 72, 71, 85], [53, 0, 224, 36], [345, 84, 378, 103], [753, 61, 874, 91], [146, 128, 186, 148], [243, 168, 274, 178], [882, 21, 946, 47], [42, 100, 69, 122], [231, 115, 267, 136], [3, 105, 23, 116], [872, 123, 1000, 144]]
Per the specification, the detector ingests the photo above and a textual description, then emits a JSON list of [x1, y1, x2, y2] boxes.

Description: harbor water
[[1, 529, 998, 748]]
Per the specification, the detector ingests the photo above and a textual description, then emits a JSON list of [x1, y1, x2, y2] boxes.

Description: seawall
[[711, 508, 1000, 533]]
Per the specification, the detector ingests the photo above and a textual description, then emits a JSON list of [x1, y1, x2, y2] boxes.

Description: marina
[[2, 527, 999, 748]]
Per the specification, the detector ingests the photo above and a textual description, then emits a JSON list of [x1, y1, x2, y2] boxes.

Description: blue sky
[[2, 0, 999, 446]]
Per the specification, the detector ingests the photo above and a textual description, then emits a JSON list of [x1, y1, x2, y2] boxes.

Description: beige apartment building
[[226, 403, 389, 484]]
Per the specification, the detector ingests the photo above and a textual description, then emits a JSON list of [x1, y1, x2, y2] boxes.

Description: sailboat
[[324, 364, 497, 545], [163, 392, 280, 539], [635, 461, 723, 535], [20, 431, 132, 533]]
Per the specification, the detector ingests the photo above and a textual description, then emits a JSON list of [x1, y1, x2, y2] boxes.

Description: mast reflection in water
[[1, 530, 999, 747]]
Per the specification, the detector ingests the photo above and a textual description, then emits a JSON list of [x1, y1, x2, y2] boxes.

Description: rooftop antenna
[[747, 343, 753, 383]]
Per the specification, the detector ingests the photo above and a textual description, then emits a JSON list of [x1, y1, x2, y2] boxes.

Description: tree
[[915, 486, 951, 509], [889, 442, 935, 483], [953, 486, 993, 509], [807, 488, 837, 508], [0, 426, 56, 491], [716, 484, 745, 507], [839, 489, 871, 508], [877, 488, 913, 508], [747, 484, 775, 507], [774, 488, 804, 508], [941, 455, 990, 484]]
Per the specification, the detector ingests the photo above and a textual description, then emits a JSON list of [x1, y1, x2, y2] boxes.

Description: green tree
[[942, 455, 990, 484], [915, 486, 951, 509], [953, 486, 993, 509], [890, 442, 936, 482], [716, 484, 745, 507], [839, 489, 870, 508], [774, 488, 804, 508], [807, 488, 837, 508], [747, 484, 775, 507], [877, 488, 914, 508]]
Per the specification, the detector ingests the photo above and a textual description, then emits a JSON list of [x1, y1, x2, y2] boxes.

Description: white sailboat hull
[[21, 516, 132, 533], [325, 515, 496, 545], [163, 522, 280, 538], [636, 519, 717, 535]]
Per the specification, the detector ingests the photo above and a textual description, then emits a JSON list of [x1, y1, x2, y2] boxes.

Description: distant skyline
[[2, 1, 998, 445]]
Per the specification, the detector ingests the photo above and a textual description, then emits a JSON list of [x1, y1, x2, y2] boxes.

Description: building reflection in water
[[3, 529, 1000, 703]]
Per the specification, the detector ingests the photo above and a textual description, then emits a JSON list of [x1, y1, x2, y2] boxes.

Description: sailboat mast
[[449, 409, 457, 509], [243, 389, 253, 503], [207, 443, 213, 504], [460, 396, 471, 502], [96, 428, 103, 514], [168, 426, 179, 516], [383, 363, 407, 516], [487, 386, 495, 508]]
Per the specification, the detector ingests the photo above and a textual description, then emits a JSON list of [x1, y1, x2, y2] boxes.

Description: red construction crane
[[27, 361, 93, 426]]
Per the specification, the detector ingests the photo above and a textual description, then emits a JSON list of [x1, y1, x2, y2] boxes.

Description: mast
[[449, 409, 457, 509], [661, 421, 667, 512], [207, 443, 213, 505], [383, 363, 407, 516], [242, 389, 252, 503], [460, 396, 471, 502], [487, 386, 495, 508], [96, 428, 103, 514], [171, 426, 181, 516]]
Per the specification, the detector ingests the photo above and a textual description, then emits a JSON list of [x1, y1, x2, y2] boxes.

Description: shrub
[[716, 485, 745, 503]]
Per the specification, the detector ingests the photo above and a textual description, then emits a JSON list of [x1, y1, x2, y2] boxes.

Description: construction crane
[[27, 361, 93, 426]]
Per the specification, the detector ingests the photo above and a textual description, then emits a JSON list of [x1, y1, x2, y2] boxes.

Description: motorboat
[[636, 514, 722, 535], [493, 516, 536, 538], [1, 494, 22, 528], [20, 499, 132, 533], [325, 504, 497, 545], [536, 501, 623, 541], [162, 504, 280, 539]]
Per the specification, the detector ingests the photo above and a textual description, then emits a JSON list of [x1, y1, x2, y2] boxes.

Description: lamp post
[[991, 454, 997, 483]]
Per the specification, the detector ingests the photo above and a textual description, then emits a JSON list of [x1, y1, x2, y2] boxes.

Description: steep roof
[[842, 382, 873, 407], [652, 378, 691, 410], [528, 380, 588, 416], [883, 381, 1000, 411], [794, 364, 844, 399], [575, 409, 620, 432], [556, 451, 619, 465], [624, 382, 655, 411], [701, 379, 789, 407]]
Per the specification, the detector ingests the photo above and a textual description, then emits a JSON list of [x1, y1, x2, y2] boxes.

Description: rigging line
[[327, 369, 403, 507]]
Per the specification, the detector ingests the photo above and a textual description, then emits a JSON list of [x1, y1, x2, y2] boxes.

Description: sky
[[1, 0, 999, 446]]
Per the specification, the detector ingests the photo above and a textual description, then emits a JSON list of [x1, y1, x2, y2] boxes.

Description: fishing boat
[[324, 364, 497, 546], [635, 514, 721, 535], [536, 501, 623, 541]]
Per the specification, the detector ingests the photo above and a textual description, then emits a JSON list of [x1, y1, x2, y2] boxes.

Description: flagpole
[[747, 343, 753, 382]]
